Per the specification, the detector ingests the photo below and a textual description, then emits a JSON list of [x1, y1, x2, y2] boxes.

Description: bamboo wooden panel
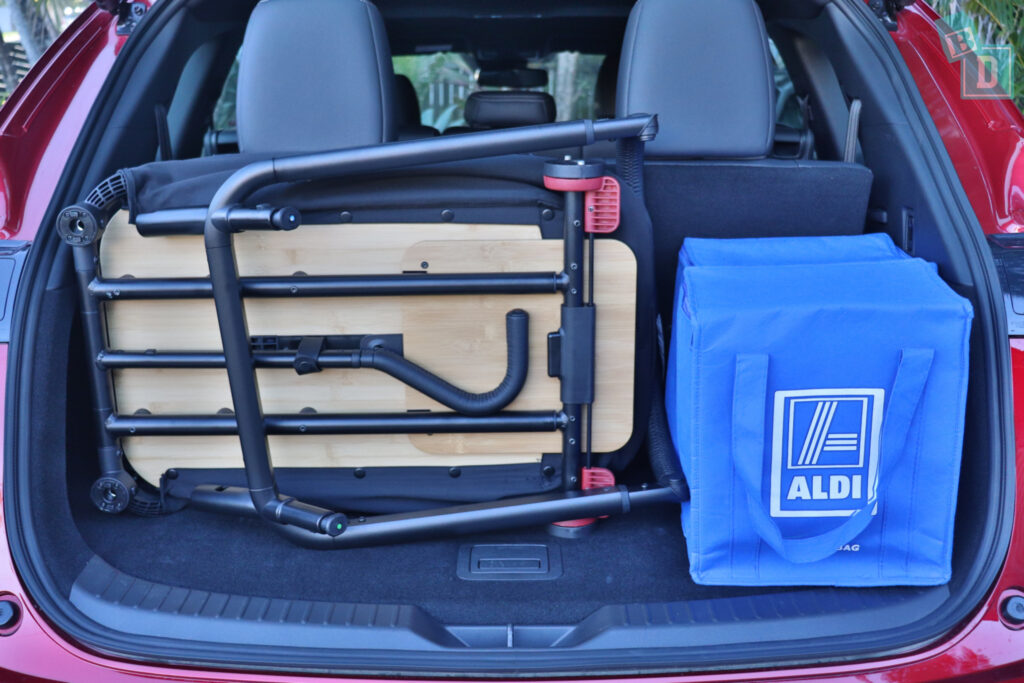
[[99, 210, 540, 279], [123, 436, 541, 479], [398, 240, 635, 456], [102, 212, 636, 486]]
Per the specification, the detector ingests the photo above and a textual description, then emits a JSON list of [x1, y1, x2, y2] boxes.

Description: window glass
[[212, 57, 240, 132], [210, 51, 603, 133], [393, 52, 603, 129], [770, 40, 805, 130]]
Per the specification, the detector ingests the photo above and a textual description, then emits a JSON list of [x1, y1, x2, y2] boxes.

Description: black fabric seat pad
[[641, 159, 873, 333]]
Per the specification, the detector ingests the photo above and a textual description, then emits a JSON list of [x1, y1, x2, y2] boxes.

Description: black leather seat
[[595, 54, 618, 120], [466, 90, 556, 128], [395, 74, 439, 140], [444, 90, 556, 134], [616, 0, 874, 333], [236, 0, 396, 153]]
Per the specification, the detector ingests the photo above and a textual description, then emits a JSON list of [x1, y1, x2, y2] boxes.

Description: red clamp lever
[[543, 159, 620, 234], [551, 467, 617, 533], [584, 176, 620, 234]]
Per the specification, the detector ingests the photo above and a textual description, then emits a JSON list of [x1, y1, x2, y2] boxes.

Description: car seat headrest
[[464, 91, 557, 129], [616, 0, 776, 159], [237, 0, 396, 154]]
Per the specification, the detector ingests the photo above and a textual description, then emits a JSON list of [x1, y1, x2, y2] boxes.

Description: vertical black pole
[[204, 235, 280, 509], [585, 230, 595, 470], [562, 189, 585, 490], [544, 158, 603, 493], [72, 244, 136, 513], [204, 164, 347, 536]]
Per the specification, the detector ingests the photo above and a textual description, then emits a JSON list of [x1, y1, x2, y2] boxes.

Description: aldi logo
[[770, 389, 883, 518]]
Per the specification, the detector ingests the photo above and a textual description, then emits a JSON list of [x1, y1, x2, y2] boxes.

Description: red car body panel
[[0, 1, 1022, 680], [892, 3, 1024, 236], [0, 5, 124, 242]]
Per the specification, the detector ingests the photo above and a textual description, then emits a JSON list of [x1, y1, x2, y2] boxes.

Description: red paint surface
[[0, 0, 1021, 680], [892, 3, 1024, 235], [0, 5, 121, 241]]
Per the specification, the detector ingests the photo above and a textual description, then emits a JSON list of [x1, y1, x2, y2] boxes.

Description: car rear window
[[392, 52, 603, 130], [210, 51, 603, 133]]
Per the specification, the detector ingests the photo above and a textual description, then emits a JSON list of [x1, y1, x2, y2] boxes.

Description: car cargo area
[[3, 0, 1013, 676], [55, 363, 958, 652]]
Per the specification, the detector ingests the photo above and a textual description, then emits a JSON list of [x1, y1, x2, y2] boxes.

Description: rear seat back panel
[[616, 0, 873, 336]]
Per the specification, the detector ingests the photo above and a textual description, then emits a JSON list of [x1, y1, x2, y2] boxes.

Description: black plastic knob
[[271, 207, 301, 231], [320, 512, 349, 537], [56, 205, 102, 246], [90, 476, 133, 514]]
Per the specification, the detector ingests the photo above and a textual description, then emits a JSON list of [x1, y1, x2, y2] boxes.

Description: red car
[[0, 0, 1022, 680]]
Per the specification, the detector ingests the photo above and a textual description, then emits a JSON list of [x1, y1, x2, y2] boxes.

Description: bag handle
[[731, 349, 934, 564]]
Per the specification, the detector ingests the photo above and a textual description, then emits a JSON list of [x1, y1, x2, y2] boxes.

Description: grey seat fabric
[[616, 0, 872, 332], [236, 0, 396, 154]]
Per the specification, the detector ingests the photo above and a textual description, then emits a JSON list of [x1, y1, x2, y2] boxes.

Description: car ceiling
[[375, 0, 634, 57], [375, 0, 832, 59]]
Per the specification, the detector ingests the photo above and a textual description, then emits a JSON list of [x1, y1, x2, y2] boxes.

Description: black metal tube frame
[[88, 271, 568, 300], [107, 411, 564, 437], [363, 309, 529, 416], [201, 115, 657, 536], [102, 310, 528, 416], [73, 244, 137, 513], [560, 187, 584, 489], [189, 483, 678, 549], [64, 115, 659, 540]]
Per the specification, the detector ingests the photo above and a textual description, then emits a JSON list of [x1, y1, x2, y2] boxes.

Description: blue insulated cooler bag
[[666, 236, 973, 587], [680, 233, 907, 267]]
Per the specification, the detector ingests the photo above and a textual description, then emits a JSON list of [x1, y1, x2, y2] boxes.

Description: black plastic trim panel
[[71, 555, 949, 655]]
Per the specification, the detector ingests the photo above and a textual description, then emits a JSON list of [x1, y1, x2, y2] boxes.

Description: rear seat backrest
[[616, 0, 873, 334], [236, 0, 396, 154]]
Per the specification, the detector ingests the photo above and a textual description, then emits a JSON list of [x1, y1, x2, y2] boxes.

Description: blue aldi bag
[[666, 235, 973, 586]]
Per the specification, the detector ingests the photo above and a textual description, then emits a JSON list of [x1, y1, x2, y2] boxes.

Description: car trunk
[[9, 236, 1006, 674], [3, 0, 1014, 676]]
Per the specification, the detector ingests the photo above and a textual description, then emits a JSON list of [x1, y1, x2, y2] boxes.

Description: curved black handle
[[361, 309, 529, 416]]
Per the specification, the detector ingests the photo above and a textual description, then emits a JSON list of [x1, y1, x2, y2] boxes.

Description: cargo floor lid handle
[[730, 349, 934, 564]]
